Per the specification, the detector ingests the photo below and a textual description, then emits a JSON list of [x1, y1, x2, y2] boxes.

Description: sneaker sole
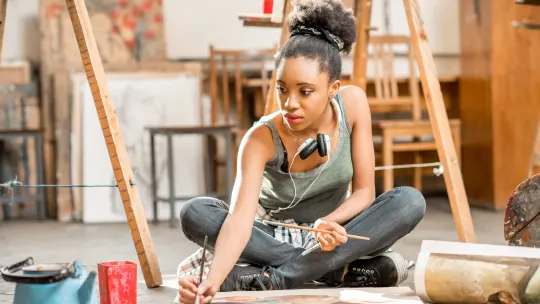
[[379, 251, 409, 285]]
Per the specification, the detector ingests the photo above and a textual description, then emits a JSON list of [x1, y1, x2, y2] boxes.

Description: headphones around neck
[[297, 133, 331, 160], [271, 98, 342, 216]]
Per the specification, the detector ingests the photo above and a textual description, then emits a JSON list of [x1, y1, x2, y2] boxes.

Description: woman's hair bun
[[286, 0, 357, 54]]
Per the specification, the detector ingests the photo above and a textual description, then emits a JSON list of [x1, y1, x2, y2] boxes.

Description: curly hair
[[275, 0, 357, 82]]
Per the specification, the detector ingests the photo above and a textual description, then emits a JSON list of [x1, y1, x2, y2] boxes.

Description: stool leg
[[413, 151, 423, 191], [167, 134, 177, 228], [205, 135, 214, 196], [150, 132, 158, 224], [224, 131, 234, 203], [35, 134, 45, 221], [383, 131, 394, 192], [0, 139, 10, 220]]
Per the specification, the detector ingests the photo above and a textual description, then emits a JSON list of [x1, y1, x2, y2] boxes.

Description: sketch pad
[[174, 287, 423, 303]]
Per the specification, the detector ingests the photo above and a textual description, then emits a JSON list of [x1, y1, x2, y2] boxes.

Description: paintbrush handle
[[262, 220, 370, 240]]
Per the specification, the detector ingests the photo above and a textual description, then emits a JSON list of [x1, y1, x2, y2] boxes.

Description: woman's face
[[275, 57, 339, 132]]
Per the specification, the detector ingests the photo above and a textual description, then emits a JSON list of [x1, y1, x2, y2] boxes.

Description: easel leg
[[0, 0, 7, 58], [64, 0, 163, 287], [352, 0, 372, 90], [403, 0, 476, 243]]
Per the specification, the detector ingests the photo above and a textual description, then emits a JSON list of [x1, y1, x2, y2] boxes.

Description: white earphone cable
[[270, 99, 341, 215]]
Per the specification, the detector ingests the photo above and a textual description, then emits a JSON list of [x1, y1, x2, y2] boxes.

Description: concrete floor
[[0, 195, 506, 303]]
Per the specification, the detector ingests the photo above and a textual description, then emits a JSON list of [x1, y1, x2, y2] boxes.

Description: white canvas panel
[[72, 72, 204, 223]]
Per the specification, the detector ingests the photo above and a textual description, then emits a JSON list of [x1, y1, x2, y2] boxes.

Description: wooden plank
[[403, 0, 476, 243], [0, 61, 31, 84], [0, 0, 6, 59], [457, 0, 494, 206], [39, 0, 60, 218], [492, 3, 540, 208], [53, 71, 73, 222], [351, 0, 373, 90], [63, 0, 162, 287], [264, 0, 291, 115]]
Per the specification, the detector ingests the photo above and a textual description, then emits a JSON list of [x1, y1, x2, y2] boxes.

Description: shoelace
[[237, 274, 260, 291], [252, 265, 272, 291], [236, 265, 273, 291], [354, 269, 378, 286]]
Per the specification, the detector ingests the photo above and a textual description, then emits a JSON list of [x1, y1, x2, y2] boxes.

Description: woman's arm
[[322, 85, 376, 225], [206, 125, 274, 286]]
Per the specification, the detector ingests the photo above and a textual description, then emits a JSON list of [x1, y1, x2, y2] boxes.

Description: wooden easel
[[247, 0, 476, 243], [0, 0, 162, 287]]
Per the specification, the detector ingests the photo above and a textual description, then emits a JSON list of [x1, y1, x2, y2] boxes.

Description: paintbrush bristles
[[262, 220, 370, 241]]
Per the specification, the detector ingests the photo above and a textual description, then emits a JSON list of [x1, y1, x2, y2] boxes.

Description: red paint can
[[98, 261, 137, 304], [263, 0, 273, 14]]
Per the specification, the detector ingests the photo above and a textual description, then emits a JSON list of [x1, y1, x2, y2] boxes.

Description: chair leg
[[383, 131, 394, 192], [231, 133, 239, 179], [150, 132, 158, 224], [35, 134, 46, 221], [452, 126, 462, 166], [206, 135, 218, 194], [413, 151, 423, 192]]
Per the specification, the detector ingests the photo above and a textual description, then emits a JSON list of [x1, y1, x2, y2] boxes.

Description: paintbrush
[[195, 235, 208, 304], [263, 220, 370, 240]]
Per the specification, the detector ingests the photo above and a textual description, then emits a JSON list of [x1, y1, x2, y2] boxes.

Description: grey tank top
[[254, 89, 354, 223]]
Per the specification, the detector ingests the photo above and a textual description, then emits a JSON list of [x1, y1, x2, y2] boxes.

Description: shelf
[[238, 13, 282, 28]]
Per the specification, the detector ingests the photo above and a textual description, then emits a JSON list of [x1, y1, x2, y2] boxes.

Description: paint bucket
[[97, 261, 137, 304]]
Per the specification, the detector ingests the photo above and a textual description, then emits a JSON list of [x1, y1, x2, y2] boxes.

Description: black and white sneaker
[[342, 252, 409, 287], [219, 264, 274, 292]]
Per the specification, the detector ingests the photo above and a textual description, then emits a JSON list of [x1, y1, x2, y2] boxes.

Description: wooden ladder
[[240, 0, 477, 243], [0, 0, 162, 287]]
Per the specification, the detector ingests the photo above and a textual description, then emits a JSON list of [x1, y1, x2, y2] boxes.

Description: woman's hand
[[178, 276, 219, 304], [313, 218, 348, 251]]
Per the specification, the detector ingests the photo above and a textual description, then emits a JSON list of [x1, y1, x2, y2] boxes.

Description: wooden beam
[[53, 71, 73, 222], [64, 0, 163, 287], [403, 0, 476, 243], [264, 0, 291, 115], [351, 0, 373, 90]]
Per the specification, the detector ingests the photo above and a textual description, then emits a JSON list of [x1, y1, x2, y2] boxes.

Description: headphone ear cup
[[317, 134, 330, 157], [299, 138, 318, 160]]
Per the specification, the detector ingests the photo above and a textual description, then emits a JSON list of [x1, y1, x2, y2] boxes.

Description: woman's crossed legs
[[179, 186, 426, 290]]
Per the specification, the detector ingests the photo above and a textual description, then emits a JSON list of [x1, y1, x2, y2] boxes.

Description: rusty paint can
[[98, 261, 137, 304], [504, 173, 540, 247]]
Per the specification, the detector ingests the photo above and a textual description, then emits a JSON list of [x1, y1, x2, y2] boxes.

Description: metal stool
[[146, 124, 235, 228]]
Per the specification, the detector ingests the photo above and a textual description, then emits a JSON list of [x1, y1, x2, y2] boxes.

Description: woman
[[177, 0, 426, 303]]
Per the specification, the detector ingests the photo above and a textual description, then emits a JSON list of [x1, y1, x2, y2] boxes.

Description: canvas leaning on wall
[[70, 71, 205, 223]]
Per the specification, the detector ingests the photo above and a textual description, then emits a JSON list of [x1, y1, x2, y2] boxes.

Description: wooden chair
[[207, 45, 276, 190], [368, 35, 461, 192]]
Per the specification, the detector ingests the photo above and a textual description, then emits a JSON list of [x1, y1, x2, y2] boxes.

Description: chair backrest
[[367, 35, 421, 121], [208, 46, 276, 129]]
